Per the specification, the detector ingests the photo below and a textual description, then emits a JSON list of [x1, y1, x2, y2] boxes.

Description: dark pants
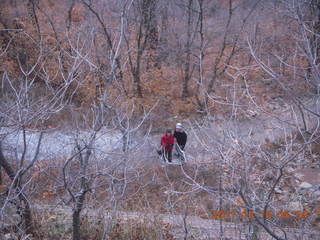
[[164, 149, 172, 162], [176, 144, 185, 151], [175, 144, 185, 161]]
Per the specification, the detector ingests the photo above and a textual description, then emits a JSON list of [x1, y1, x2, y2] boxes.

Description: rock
[[287, 167, 295, 173], [268, 103, 277, 110], [313, 191, 320, 198], [274, 187, 283, 194], [294, 173, 304, 180], [4, 233, 15, 240], [277, 194, 290, 202], [299, 182, 313, 189], [265, 172, 275, 181], [21, 234, 34, 240], [289, 201, 302, 211], [247, 110, 258, 118]]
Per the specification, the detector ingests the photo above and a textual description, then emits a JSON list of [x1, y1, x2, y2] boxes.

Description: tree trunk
[[72, 194, 85, 240], [133, 73, 143, 98], [182, 0, 194, 98], [0, 143, 34, 234], [72, 209, 81, 240], [0, 166, 2, 185], [72, 148, 90, 240], [27, 0, 41, 40], [0, 144, 15, 181], [20, 194, 34, 234]]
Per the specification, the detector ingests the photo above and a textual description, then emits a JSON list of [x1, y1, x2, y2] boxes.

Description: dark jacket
[[174, 130, 187, 148]]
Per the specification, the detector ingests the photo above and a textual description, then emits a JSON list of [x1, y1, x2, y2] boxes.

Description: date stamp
[[211, 208, 319, 221]]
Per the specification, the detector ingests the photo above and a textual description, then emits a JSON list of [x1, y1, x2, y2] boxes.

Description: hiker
[[160, 129, 174, 162], [173, 123, 187, 160]]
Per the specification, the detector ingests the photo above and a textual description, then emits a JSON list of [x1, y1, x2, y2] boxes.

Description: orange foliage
[[0, 0, 312, 126], [70, 3, 86, 23]]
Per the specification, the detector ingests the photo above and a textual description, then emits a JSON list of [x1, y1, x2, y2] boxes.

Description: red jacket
[[161, 133, 174, 151]]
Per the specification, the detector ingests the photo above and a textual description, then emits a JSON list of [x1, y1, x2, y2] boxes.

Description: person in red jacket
[[160, 129, 175, 162]]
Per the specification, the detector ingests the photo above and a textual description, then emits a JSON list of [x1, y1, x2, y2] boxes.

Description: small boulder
[[4, 233, 15, 240], [313, 190, 320, 198], [274, 187, 283, 194], [299, 182, 313, 189], [294, 173, 304, 180], [286, 167, 295, 173], [288, 201, 302, 211]]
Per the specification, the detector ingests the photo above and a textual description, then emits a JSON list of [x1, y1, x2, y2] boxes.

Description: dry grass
[[32, 207, 175, 240], [29, 158, 220, 218]]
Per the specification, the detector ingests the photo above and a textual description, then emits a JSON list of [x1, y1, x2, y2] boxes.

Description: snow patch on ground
[[1, 127, 123, 161]]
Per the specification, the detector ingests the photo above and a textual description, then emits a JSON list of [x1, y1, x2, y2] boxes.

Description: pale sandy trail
[[1, 97, 319, 164]]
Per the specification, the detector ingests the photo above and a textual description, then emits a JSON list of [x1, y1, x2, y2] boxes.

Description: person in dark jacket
[[173, 123, 187, 160], [160, 129, 175, 162]]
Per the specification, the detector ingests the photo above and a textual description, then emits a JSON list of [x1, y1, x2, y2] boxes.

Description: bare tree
[[124, 0, 160, 97], [0, 27, 80, 236], [177, 0, 259, 111], [182, 0, 196, 98], [81, 0, 129, 97], [61, 119, 98, 240]]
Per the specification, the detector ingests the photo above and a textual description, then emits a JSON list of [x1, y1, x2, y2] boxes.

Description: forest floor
[[2, 96, 320, 239], [33, 204, 320, 240]]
